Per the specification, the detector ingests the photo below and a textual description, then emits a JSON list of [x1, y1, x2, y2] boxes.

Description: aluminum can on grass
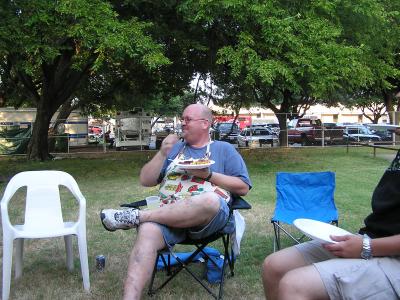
[[96, 255, 106, 271]]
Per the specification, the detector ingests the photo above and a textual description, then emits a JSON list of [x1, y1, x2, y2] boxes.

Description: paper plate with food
[[176, 158, 215, 169]]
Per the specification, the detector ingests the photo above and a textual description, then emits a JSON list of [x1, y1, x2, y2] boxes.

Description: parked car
[[343, 125, 381, 143], [246, 123, 268, 128], [213, 122, 240, 143], [266, 123, 280, 135], [287, 118, 344, 145], [364, 124, 400, 142], [237, 126, 279, 147], [89, 125, 102, 135]]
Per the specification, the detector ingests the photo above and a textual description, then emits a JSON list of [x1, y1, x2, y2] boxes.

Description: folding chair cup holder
[[121, 195, 251, 300], [271, 171, 339, 251]]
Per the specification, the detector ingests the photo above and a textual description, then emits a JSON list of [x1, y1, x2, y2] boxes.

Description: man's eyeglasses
[[180, 117, 209, 123]]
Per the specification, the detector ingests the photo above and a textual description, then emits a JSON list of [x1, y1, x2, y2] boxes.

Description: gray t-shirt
[[160, 140, 252, 189]]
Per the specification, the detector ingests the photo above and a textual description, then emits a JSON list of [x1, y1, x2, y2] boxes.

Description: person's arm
[[186, 168, 250, 196], [139, 134, 179, 187], [185, 142, 251, 196], [323, 234, 400, 258], [208, 171, 249, 196]]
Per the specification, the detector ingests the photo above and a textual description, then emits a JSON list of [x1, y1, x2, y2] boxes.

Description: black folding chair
[[121, 195, 251, 299]]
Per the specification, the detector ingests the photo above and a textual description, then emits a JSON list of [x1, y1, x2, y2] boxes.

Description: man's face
[[181, 106, 209, 141]]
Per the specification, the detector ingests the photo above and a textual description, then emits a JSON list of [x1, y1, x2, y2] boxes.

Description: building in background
[[210, 104, 391, 125]]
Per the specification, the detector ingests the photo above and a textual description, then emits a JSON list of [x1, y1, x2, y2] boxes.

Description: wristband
[[204, 171, 213, 181]]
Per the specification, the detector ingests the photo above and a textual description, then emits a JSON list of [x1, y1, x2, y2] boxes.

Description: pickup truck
[[212, 122, 240, 143], [287, 118, 344, 146]]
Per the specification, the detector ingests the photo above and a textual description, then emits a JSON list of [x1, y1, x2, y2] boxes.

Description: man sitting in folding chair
[[100, 103, 252, 300], [262, 150, 400, 300]]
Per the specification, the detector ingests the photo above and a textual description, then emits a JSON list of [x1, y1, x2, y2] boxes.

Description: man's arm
[[139, 134, 179, 187], [187, 168, 249, 196], [208, 172, 249, 196], [323, 234, 400, 258]]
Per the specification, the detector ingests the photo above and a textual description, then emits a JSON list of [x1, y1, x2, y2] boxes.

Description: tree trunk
[[257, 88, 292, 147], [383, 90, 394, 123], [27, 101, 55, 161], [48, 99, 76, 151], [277, 113, 288, 147], [277, 91, 292, 147]]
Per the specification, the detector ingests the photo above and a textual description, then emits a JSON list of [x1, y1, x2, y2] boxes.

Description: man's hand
[[322, 234, 363, 258], [160, 134, 179, 157]]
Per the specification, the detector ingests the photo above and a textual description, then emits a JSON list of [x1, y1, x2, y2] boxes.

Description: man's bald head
[[185, 104, 213, 123]]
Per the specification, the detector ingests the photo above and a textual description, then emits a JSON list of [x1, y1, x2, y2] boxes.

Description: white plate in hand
[[176, 160, 215, 169], [293, 218, 352, 244]]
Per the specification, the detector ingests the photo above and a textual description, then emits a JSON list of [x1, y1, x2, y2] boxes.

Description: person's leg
[[140, 192, 220, 227], [262, 246, 308, 300], [101, 192, 220, 231], [278, 265, 329, 300], [123, 222, 166, 300]]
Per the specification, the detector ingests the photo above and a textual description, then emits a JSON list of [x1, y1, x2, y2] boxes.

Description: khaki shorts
[[157, 197, 234, 249], [296, 241, 400, 300]]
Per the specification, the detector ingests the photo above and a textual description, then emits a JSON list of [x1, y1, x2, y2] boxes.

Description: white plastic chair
[[1, 171, 90, 300]]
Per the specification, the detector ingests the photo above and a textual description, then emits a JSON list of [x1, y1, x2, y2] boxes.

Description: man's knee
[[278, 269, 301, 296], [191, 192, 220, 214], [262, 252, 284, 281], [278, 267, 326, 300], [136, 222, 165, 249]]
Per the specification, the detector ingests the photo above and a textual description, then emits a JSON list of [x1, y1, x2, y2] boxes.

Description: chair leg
[[147, 236, 235, 299], [218, 256, 226, 300], [218, 234, 231, 300], [64, 235, 74, 271], [3, 235, 14, 300], [272, 222, 281, 251], [77, 231, 90, 291], [147, 253, 160, 296], [15, 238, 24, 279], [229, 245, 235, 276], [223, 235, 234, 277]]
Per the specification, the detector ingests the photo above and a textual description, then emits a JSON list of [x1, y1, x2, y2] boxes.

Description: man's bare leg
[[123, 222, 166, 300], [278, 265, 329, 300], [262, 246, 308, 300], [100, 192, 222, 232], [139, 192, 220, 228]]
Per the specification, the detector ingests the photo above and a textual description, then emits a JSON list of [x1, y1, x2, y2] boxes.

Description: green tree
[[0, 0, 169, 160], [57, 0, 210, 130], [182, 0, 371, 145], [335, 0, 400, 122], [341, 92, 387, 124]]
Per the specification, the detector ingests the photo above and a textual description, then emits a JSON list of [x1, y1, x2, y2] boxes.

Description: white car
[[343, 125, 381, 143], [237, 127, 279, 147], [266, 123, 280, 135]]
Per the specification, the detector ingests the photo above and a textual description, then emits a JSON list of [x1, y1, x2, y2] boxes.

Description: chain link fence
[[1, 115, 399, 156]]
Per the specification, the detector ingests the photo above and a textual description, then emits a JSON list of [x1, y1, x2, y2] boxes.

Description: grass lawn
[[0, 146, 396, 299]]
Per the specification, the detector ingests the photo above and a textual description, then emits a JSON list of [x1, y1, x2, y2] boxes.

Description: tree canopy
[[1, 0, 399, 157], [0, 0, 169, 160]]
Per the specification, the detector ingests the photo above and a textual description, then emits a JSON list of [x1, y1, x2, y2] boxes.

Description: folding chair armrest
[[230, 195, 251, 211], [120, 199, 147, 208]]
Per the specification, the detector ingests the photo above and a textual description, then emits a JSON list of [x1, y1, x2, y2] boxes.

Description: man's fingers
[[330, 234, 351, 242], [323, 242, 341, 252]]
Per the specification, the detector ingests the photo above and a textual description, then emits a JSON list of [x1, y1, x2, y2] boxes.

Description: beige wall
[[211, 104, 390, 124]]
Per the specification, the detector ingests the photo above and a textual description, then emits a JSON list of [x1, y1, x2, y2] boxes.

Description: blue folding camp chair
[[121, 194, 251, 299], [271, 171, 338, 251]]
